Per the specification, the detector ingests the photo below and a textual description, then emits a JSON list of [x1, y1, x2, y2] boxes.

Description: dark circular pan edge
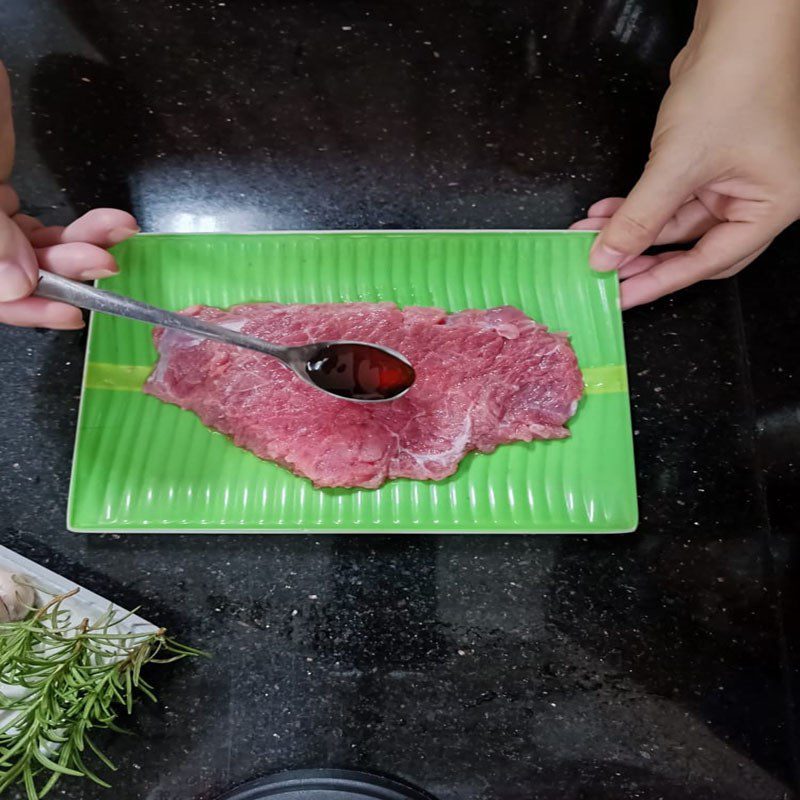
[[215, 768, 438, 800]]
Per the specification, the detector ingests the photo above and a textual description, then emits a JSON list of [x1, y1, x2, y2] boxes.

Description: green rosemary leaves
[[0, 590, 202, 799]]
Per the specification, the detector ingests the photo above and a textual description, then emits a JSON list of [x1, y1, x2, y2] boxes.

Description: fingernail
[[0, 260, 34, 301], [589, 244, 627, 271], [108, 226, 139, 245], [58, 320, 87, 330], [79, 267, 118, 280]]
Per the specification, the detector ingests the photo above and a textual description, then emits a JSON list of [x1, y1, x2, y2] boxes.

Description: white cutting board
[[0, 544, 154, 633], [0, 543, 157, 744]]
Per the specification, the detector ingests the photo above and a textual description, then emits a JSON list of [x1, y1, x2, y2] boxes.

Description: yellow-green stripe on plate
[[69, 231, 637, 533], [84, 362, 628, 396]]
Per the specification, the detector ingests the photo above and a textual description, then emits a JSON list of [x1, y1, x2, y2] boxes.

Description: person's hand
[[570, 0, 800, 309], [0, 62, 138, 328]]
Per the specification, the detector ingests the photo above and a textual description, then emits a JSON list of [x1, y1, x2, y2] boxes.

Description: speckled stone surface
[[0, 1, 798, 799]]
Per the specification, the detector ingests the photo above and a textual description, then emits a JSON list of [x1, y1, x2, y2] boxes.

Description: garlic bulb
[[0, 568, 36, 622]]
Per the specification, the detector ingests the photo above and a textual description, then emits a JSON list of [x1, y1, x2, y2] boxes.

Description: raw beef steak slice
[[144, 303, 583, 489]]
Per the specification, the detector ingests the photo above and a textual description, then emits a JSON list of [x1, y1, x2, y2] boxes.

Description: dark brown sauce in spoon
[[305, 343, 416, 401]]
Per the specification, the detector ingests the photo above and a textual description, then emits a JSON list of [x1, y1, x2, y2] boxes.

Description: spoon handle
[[34, 270, 287, 361]]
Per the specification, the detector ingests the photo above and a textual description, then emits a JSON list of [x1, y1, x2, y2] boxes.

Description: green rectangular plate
[[68, 231, 637, 533]]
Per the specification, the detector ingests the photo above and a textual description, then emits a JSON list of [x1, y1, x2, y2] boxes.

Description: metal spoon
[[35, 271, 415, 402]]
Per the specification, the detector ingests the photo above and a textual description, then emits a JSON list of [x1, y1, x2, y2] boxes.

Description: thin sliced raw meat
[[143, 303, 583, 488]]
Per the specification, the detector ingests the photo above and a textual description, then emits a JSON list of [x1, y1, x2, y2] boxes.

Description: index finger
[[29, 208, 139, 248]]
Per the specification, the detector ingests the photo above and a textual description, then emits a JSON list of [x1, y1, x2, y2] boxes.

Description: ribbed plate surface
[[68, 231, 636, 533]]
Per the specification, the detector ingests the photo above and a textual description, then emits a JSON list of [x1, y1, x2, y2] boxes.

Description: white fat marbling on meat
[[149, 329, 204, 385], [218, 318, 247, 332]]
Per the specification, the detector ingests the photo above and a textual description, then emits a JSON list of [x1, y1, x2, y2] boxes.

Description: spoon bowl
[[294, 341, 415, 402]]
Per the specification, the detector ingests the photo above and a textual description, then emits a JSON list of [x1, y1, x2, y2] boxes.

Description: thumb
[[589, 151, 700, 271], [0, 212, 38, 302]]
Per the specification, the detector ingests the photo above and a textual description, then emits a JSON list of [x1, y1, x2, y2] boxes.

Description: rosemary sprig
[[0, 590, 203, 799]]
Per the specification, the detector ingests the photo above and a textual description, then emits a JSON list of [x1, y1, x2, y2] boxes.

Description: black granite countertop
[[0, 1, 798, 798]]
